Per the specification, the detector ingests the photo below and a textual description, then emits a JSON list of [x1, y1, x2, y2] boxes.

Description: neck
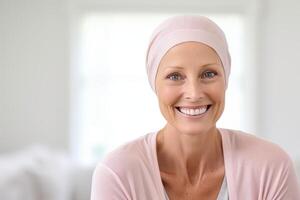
[[156, 124, 224, 185]]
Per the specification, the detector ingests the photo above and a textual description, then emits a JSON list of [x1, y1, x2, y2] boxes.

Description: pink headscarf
[[145, 15, 231, 92]]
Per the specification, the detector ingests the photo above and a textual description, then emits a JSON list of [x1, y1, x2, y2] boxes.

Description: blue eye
[[202, 71, 217, 79], [167, 73, 182, 81]]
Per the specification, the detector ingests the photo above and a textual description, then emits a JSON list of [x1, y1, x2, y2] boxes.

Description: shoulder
[[91, 132, 158, 198], [220, 128, 292, 169], [94, 132, 156, 180], [91, 132, 167, 199], [220, 130, 300, 197]]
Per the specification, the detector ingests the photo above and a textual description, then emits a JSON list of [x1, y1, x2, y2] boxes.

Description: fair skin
[[155, 41, 226, 200]]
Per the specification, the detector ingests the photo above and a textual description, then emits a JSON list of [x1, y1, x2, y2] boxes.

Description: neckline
[[150, 128, 229, 199], [163, 174, 227, 200], [216, 174, 228, 199]]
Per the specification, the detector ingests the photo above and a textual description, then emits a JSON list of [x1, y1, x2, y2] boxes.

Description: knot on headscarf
[[145, 15, 231, 92]]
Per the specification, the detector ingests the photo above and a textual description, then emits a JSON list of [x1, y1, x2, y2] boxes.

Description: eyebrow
[[163, 63, 220, 70]]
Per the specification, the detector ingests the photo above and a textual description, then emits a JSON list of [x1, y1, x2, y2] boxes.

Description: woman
[[91, 15, 300, 199]]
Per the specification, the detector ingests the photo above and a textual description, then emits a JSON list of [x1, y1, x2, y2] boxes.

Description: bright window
[[72, 13, 246, 165]]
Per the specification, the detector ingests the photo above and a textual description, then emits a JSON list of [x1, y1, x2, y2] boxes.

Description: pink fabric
[[146, 15, 231, 92], [91, 129, 300, 200]]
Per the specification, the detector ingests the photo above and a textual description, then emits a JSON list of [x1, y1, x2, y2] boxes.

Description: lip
[[176, 105, 209, 109], [175, 105, 211, 118]]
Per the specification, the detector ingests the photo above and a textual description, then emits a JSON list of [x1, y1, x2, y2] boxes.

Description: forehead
[[158, 41, 221, 68]]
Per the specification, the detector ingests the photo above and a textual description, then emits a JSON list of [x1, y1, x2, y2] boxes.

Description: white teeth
[[178, 106, 208, 116]]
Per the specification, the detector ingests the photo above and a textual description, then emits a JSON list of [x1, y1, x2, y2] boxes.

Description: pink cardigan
[[91, 129, 300, 199]]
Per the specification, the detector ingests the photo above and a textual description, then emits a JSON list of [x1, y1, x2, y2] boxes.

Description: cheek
[[210, 85, 226, 117], [156, 86, 181, 119], [209, 82, 225, 102], [157, 85, 181, 105], [215, 90, 225, 104]]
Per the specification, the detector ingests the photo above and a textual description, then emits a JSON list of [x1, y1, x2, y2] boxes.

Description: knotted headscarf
[[145, 15, 231, 92]]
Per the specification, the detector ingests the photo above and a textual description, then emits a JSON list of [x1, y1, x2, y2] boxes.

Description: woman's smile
[[175, 105, 211, 118]]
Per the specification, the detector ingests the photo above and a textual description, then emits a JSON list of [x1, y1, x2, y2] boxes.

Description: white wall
[[259, 0, 300, 161], [0, 0, 70, 152], [0, 0, 300, 163]]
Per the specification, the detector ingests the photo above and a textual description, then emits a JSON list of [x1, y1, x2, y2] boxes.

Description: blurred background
[[0, 0, 300, 199]]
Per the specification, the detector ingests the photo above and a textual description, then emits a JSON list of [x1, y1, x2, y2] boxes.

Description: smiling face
[[155, 41, 226, 135]]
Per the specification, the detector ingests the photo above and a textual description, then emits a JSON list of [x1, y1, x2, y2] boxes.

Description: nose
[[184, 78, 204, 101]]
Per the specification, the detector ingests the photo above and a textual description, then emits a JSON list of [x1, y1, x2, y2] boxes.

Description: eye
[[202, 71, 217, 79], [166, 72, 183, 81]]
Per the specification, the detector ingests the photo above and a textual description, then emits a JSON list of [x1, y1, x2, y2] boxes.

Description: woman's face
[[155, 41, 226, 135]]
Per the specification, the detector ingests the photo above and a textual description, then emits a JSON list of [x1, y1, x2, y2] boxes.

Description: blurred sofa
[[0, 146, 94, 200]]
